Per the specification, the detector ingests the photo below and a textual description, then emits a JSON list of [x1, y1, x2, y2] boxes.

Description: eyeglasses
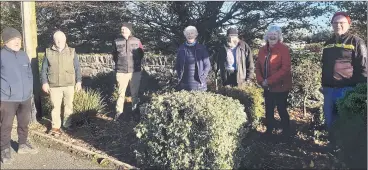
[[332, 22, 348, 25]]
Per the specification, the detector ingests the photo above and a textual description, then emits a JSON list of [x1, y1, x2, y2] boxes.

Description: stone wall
[[78, 53, 114, 77], [77, 53, 175, 77]]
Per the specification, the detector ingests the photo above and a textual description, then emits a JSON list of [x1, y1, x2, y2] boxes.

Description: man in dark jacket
[[1, 27, 38, 164], [112, 22, 144, 121], [321, 12, 367, 129], [216, 28, 255, 87]]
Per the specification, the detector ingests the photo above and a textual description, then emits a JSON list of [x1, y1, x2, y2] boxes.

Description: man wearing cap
[[216, 28, 255, 87], [41, 30, 82, 136], [321, 12, 367, 130], [112, 22, 144, 121], [1, 27, 38, 164]]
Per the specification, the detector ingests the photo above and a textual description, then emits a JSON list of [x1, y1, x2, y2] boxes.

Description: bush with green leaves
[[289, 49, 323, 111], [217, 84, 264, 127], [291, 57, 322, 115], [73, 89, 106, 115], [333, 83, 367, 169], [135, 91, 248, 169], [84, 72, 119, 111]]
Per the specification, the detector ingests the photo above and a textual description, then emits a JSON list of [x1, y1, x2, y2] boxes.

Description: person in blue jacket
[[175, 26, 211, 91], [1, 27, 38, 164]]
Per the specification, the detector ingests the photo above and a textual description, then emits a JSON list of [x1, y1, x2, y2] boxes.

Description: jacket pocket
[[65, 70, 76, 85], [47, 72, 58, 85], [1, 79, 12, 98]]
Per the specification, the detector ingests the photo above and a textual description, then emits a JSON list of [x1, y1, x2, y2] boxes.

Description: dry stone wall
[[77, 53, 175, 77]]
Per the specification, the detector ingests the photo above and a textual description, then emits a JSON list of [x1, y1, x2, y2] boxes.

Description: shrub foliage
[[135, 91, 248, 169], [289, 48, 323, 113], [333, 83, 367, 169], [217, 84, 264, 127]]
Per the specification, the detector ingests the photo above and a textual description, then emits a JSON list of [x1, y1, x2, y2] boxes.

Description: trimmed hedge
[[333, 83, 367, 169], [135, 91, 248, 169], [217, 84, 264, 127]]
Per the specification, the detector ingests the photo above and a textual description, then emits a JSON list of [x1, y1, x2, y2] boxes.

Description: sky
[[220, 1, 336, 35]]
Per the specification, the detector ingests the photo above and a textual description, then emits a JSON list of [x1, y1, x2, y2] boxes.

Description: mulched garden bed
[[30, 105, 346, 169]]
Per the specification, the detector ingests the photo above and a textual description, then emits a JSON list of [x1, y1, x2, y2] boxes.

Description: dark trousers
[[0, 98, 31, 151], [223, 70, 238, 87], [264, 90, 290, 132]]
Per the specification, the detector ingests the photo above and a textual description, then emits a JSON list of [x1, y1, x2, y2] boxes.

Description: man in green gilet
[[41, 30, 82, 136]]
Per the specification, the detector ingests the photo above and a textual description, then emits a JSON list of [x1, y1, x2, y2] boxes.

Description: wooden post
[[21, 2, 41, 122]]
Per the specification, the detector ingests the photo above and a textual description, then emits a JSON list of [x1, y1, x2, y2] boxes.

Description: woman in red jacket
[[256, 25, 292, 138]]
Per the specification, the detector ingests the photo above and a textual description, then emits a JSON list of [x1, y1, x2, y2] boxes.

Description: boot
[[1, 148, 12, 164]]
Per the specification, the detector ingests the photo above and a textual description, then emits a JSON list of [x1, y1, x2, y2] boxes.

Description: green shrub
[[85, 72, 119, 111], [291, 58, 322, 115], [217, 84, 264, 127], [135, 91, 248, 169], [73, 89, 106, 115], [37, 52, 45, 73], [40, 94, 53, 118], [333, 83, 367, 169], [289, 50, 323, 109]]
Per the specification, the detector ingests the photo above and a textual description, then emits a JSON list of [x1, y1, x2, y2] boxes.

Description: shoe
[[1, 148, 12, 164], [49, 128, 62, 137], [17, 143, 38, 154]]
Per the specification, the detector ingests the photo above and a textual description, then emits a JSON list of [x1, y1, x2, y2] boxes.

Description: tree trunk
[[303, 94, 308, 117]]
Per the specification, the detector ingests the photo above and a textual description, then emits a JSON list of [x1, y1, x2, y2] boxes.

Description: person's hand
[[262, 79, 268, 87], [42, 83, 50, 94], [75, 82, 82, 92]]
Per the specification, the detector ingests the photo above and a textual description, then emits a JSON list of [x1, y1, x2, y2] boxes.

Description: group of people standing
[[175, 12, 367, 141], [0, 11, 366, 164]]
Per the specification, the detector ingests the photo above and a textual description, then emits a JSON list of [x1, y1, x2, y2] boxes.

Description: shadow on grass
[[234, 118, 344, 169]]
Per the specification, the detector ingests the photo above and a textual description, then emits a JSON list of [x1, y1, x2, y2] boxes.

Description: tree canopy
[[1, 1, 366, 53]]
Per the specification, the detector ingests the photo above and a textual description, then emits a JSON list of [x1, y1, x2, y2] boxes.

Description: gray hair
[[183, 26, 198, 37], [263, 25, 283, 42]]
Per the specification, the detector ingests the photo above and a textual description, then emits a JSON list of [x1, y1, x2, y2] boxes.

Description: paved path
[[1, 129, 108, 169]]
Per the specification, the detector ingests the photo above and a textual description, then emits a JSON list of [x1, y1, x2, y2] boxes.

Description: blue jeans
[[322, 87, 353, 128]]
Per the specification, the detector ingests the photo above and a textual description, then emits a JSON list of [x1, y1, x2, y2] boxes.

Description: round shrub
[[217, 84, 264, 127], [134, 91, 248, 169], [333, 83, 367, 169]]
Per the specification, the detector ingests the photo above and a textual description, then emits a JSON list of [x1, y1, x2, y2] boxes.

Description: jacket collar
[[224, 40, 246, 50], [3, 45, 20, 53], [268, 41, 283, 49], [51, 44, 69, 52], [180, 42, 202, 50]]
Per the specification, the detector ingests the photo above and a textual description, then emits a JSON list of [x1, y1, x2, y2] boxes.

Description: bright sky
[[220, 2, 336, 35]]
